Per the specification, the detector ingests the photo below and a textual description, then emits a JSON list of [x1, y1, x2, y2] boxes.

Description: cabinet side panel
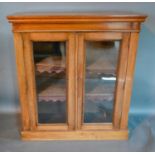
[[13, 33, 30, 130], [113, 33, 130, 129], [120, 33, 139, 129], [22, 33, 38, 130]]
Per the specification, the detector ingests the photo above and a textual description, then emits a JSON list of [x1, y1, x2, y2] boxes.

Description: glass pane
[[33, 42, 67, 124], [84, 41, 120, 123]]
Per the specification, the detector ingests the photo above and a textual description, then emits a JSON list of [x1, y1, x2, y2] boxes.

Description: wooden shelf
[[37, 79, 66, 102], [85, 79, 115, 101], [86, 41, 118, 75], [86, 60, 116, 75], [36, 56, 65, 74], [35, 50, 117, 75], [35, 54, 116, 102], [37, 79, 114, 102]]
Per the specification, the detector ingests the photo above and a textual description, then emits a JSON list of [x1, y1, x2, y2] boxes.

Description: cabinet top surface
[[7, 11, 147, 23]]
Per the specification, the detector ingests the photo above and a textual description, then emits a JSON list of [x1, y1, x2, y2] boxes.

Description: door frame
[[76, 32, 130, 130], [22, 32, 76, 131]]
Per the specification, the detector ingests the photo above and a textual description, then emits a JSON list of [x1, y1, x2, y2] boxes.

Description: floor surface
[[0, 113, 155, 152]]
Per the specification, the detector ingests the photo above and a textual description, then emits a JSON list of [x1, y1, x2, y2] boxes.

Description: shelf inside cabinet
[[35, 50, 117, 75], [37, 79, 66, 102], [86, 41, 118, 75], [36, 56, 65, 74], [36, 77, 115, 102], [85, 79, 115, 101]]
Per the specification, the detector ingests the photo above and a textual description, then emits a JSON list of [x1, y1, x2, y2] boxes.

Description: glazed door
[[23, 33, 75, 131], [77, 32, 130, 130]]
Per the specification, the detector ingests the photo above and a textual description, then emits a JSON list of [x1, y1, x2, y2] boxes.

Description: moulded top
[[7, 11, 147, 23]]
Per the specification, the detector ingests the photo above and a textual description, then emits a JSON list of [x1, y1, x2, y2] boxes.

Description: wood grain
[[21, 130, 128, 140], [67, 33, 76, 130], [36, 124, 68, 131], [13, 33, 30, 130], [120, 33, 139, 129], [11, 22, 141, 32], [23, 33, 38, 130], [76, 33, 85, 130], [29, 32, 67, 41], [113, 33, 130, 129], [7, 11, 147, 23], [8, 12, 146, 32], [81, 123, 113, 130], [84, 32, 122, 40]]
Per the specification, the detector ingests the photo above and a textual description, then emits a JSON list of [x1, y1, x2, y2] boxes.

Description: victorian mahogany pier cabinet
[[7, 12, 147, 140]]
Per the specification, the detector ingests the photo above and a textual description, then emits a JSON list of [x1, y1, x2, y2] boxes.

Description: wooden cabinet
[[7, 12, 147, 140]]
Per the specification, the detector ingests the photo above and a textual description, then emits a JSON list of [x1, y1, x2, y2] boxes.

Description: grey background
[[0, 2, 155, 114], [0, 2, 155, 151]]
